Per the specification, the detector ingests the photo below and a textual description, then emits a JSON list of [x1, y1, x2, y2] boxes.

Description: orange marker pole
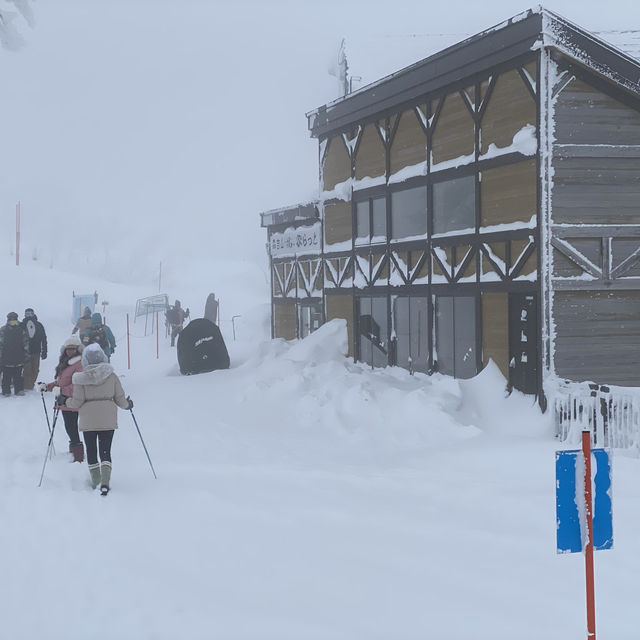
[[156, 312, 159, 360], [126, 313, 131, 370], [582, 430, 596, 640]]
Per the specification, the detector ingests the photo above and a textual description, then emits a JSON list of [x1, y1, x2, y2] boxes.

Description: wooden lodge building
[[260, 8, 640, 406]]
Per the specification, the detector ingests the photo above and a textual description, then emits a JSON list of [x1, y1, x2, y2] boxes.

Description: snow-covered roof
[[597, 30, 640, 62], [307, 7, 640, 139], [260, 202, 319, 228]]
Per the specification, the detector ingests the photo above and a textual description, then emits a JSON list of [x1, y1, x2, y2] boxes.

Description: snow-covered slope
[[2, 256, 640, 639]]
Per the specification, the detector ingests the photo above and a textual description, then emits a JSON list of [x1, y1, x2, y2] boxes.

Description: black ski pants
[[61, 410, 81, 445], [1, 365, 24, 395], [83, 430, 114, 465]]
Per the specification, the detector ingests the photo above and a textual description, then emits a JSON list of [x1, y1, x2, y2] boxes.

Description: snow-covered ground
[[1, 256, 640, 640]]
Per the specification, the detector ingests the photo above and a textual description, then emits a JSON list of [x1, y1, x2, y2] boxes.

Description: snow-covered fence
[[554, 381, 640, 452], [135, 294, 169, 336]]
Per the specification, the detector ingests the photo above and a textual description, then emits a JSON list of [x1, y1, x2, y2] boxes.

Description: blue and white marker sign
[[556, 448, 613, 554]]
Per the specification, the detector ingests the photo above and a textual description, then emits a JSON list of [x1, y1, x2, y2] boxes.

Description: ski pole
[[38, 407, 60, 487], [129, 406, 157, 479], [39, 391, 57, 457]]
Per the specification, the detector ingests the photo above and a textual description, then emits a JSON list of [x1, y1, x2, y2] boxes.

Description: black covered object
[[176, 318, 230, 375]]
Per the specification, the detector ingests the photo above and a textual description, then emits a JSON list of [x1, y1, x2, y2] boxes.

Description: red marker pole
[[156, 311, 159, 360], [15, 201, 20, 267], [126, 313, 131, 370], [582, 429, 596, 640]]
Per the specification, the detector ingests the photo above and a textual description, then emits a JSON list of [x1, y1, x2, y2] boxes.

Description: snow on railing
[[554, 381, 640, 453]]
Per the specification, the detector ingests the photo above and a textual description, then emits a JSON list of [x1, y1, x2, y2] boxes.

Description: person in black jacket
[[166, 300, 190, 347], [22, 308, 47, 390], [0, 312, 30, 396]]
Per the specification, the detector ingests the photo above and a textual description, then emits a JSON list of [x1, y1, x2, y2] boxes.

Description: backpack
[[166, 307, 180, 325], [88, 325, 108, 351]]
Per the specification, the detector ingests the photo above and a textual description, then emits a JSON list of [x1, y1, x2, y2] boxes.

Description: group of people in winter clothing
[[0, 308, 47, 396], [2, 304, 131, 494], [73, 307, 117, 359], [40, 341, 132, 494]]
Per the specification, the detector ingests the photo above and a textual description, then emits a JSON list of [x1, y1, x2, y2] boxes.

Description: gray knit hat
[[82, 343, 108, 366]]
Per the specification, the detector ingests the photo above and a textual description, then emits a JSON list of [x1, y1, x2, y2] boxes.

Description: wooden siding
[[551, 154, 640, 224], [510, 240, 537, 278], [325, 293, 354, 356], [355, 123, 386, 181], [553, 291, 640, 386], [431, 92, 474, 165], [553, 247, 585, 278], [273, 263, 284, 296], [324, 200, 352, 246], [612, 238, 640, 277], [552, 76, 640, 226], [482, 291, 509, 377], [274, 303, 297, 340], [322, 136, 351, 191], [554, 77, 640, 145], [480, 159, 536, 226], [481, 69, 536, 154], [285, 263, 296, 295], [390, 108, 427, 175]]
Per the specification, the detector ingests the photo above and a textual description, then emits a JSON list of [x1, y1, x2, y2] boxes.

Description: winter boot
[[100, 461, 112, 495], [88, 463, 101, 489], [70, 443, 85, 463]]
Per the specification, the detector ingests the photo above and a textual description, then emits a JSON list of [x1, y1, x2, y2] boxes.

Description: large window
[[358, 296, 388, 368], [432, 174, 476, 235], [435, 295, 476, 379], [394, 296, 429, 373], [355, 196, 386, 245], [391, 185, 427, 240]]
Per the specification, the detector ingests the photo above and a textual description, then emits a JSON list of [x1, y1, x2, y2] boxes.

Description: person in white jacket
[[62, 343, 132, 495]]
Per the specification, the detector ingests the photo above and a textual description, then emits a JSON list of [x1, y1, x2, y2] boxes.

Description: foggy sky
[[1, 0, 638, 273]]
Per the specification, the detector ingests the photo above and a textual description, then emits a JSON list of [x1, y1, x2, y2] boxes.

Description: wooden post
[[156, 311, 159, 359], [126, 313, 131, 370], [582, 430, 596, 640], [15, 201, 20, 266]]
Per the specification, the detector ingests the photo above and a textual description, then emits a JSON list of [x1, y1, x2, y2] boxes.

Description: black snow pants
[[83, 430, 115, 465], [1, 365, 24, 395], [61, 410, 81, 445]]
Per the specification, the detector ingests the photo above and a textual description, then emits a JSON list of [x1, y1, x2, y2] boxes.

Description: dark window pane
[[410, 297, 429, 373], [391, 186, 427, 240], [371, 197, 386, 242], [394, 297, 410, 369], [356, 200, 370, 244], [358, 297, 373, 365], [372, 297, 388, 367], [435, 295, 477, 378], [435, 296, 455, 376], [433, 175, 476, 235], [358, 296, 388, 367], [394, 296, 429, 373], [454, 297, 476, 379]]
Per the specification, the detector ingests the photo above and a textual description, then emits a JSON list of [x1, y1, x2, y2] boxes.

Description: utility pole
[[15, 201, 21, 266]]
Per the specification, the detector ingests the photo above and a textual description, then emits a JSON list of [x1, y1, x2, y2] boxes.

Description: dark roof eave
[[307, 8, 640, 139], [260, 202, 320, 228], [544, 16, 640, 97], [307, 11, 544, 139]]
